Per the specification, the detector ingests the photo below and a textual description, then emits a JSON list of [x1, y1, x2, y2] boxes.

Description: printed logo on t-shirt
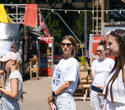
[[52, 69, 61, 86]]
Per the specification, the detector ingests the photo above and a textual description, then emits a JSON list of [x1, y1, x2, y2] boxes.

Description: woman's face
[[96, 45, 106, 60], [107, 35, 119, 56], [3, 60, 12, 71], [61, 39, 74, 56]]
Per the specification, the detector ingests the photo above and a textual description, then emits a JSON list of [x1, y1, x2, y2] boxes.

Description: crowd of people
[[48, 29, 125, 110], [0, 29, 124, 110]]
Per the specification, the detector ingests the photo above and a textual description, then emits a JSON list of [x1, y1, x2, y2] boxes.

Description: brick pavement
[[19, 76, 91, 110]]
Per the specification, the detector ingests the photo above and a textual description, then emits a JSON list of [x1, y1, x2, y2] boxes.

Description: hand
[[48, 95, 54, 104], [48, 101, 56, 110], [0, 70, 5, 75], [96, 85, 104, 90], [96, 86, 105, 96], [86, 64, 91, 70]]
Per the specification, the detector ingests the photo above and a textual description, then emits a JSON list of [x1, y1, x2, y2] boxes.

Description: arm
[[0, 78, 18, 99], [86, 64, 96, 80], [90, 69, 96, 80], [48, 81, 72, 103]]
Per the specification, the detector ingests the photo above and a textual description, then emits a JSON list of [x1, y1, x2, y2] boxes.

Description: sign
[[89, 34, 103, 61], [0, 23, 20, 40], [38, 37, 52, 43]]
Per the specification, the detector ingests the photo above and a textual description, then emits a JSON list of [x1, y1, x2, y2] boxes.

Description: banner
[[0, 4, 12, 23], [38, 37, 52, 44], [0, 23, 20, 40], [89, 34, 103, 61], [23, 4, 40, 27]]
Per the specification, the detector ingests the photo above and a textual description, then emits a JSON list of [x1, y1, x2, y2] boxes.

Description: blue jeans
[[55, 92, 76, 110]]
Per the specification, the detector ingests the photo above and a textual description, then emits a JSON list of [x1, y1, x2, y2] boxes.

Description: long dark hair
[[98, 40, 107, 50], [104, 29, 125, 102]]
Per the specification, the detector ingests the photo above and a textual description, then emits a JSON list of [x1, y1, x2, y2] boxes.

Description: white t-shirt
[[52, 58, 79, 93], [104, 66, 125, 105], [2, 70, 23, 100], [91, 58, 115, 86]]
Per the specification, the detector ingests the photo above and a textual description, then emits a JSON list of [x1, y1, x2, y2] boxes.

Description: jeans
[[90, 90, 104, 110], [55, 92, 76, 110]]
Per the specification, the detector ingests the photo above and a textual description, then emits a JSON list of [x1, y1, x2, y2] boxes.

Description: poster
[[89, 34, 103, 62]]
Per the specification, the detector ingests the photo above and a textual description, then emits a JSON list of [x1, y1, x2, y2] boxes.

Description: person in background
[[11, 43, 22, 72], [0, 52, 23, 110], [48, 35, 79, 110], [87, 40, 115, 110], [103, 29, 125, 110]]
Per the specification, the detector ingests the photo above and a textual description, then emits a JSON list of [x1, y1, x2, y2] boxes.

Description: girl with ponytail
[[0, 52, 23, 110]]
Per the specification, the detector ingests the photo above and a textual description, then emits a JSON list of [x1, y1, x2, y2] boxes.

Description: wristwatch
[[52, 91, 56, 97]]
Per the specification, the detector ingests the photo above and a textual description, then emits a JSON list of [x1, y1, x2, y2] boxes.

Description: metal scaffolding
[[4, 4, 25, 23], [91, 0, 102, 34]]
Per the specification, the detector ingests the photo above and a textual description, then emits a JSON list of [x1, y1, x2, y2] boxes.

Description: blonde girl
[[0, 52, 23, 110]]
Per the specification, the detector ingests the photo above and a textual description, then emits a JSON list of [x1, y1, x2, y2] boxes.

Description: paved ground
[[19, 76, 91, 110]]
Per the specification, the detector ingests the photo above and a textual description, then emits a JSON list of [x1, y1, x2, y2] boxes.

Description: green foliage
[[78, 56, 87, 71]]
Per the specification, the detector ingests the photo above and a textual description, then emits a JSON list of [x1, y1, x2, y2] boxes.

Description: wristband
[[52, 91, 56, 97]]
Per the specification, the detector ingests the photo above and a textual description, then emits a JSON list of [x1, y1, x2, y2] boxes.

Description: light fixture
[[119, 10, 122, 14], [106, 10, 108, 14], [65, 10, 67, 13], [78, 10, 80, 14], [51, 9, 53, 12]]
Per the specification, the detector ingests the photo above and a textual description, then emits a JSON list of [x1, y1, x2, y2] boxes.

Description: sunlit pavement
[[19, 76, 91, 110]]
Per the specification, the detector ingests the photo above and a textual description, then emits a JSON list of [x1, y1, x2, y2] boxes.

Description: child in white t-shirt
[[48, 35, 79, 110]]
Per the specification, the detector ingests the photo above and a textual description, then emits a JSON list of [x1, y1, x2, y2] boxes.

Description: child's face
[[3, 60, 12, 71]]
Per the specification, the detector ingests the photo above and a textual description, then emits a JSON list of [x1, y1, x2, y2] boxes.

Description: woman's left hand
[[48, 95, 54, 104]]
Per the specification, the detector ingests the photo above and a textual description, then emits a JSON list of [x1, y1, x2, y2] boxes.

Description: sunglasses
[[61, 43, 72, 47], [95, 50, 104, 54]]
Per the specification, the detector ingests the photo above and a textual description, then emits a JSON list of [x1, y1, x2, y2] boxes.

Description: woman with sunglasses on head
[[103, 29, 125, 110], [87, 40, 115, 110], [48, 35, 79, 110]]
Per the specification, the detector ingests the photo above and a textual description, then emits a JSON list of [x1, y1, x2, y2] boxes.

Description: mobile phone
[[87, 58, 91, 75], [91, 85, 103, 93]]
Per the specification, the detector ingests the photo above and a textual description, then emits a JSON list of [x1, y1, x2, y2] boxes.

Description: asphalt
[[19, 76, 91, 110]]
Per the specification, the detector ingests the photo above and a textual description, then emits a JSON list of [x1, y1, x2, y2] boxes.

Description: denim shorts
[[55, 92, 76, 110], [1, 98, 20, 110], [90, 90, 104, 110]]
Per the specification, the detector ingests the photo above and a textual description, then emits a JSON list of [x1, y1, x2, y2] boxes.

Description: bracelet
[[52, 91, 56, 97]]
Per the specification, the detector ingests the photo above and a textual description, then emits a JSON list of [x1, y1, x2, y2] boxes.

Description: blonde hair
[[5, 60, 23, 101], [61, 35, 78, 57]]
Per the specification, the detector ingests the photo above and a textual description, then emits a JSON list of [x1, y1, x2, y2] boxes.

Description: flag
[[0, 4, 13, 23], [23, 4, 40, 27]]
